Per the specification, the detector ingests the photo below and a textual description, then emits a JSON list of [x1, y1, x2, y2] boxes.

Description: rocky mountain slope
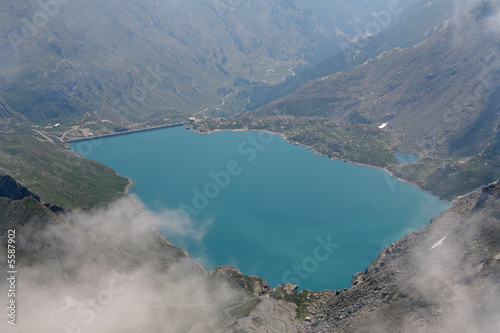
[[194, 0, 500, 200], [0, 0, 326, 124], [256, 1, 500, 160], [1, 0, 411, 126], [0, 0, 457, 127], [236, 0, 456, 112]]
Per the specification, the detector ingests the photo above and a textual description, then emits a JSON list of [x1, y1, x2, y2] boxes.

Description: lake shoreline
[[189, 127, 451, 204], [69, 122, 450, 204], [124, 176, 134, 194]]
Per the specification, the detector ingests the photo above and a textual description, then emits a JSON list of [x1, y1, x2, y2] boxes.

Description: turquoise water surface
[[70, 126, 449, 291]]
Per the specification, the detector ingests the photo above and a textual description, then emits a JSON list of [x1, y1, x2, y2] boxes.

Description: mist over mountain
[[0, 0, 450, 126], [1, 0, 315, 123], [236, 0, 457, 111], [0, 176, 296, 332], [0, 0, 401, 125], [256, 0, 500, 157]]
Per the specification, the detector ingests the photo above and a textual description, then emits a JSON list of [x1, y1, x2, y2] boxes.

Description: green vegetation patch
[[270, 288, 320, 319], [390, 154, 500, 201], [0, 126, 128, 210]]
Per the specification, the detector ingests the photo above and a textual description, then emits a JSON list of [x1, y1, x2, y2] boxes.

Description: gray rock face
[[208, 266, 271, 296], [0, 175, 40, 201], [283, 283, 299, 295], [0, 175, 65, 213]]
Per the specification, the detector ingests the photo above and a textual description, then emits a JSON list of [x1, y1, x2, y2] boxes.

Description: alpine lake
[[70, 126, 449, 291]]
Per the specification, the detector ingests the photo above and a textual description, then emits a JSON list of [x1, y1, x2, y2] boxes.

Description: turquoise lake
[[70, 126, 450, 291]]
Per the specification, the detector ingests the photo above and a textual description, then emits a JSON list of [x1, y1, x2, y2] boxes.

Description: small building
[[188, 117, 196, 122], [53, 123, 60, 128]]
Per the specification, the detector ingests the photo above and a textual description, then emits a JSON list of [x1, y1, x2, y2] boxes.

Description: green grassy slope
[[0, 125, 128, 209]]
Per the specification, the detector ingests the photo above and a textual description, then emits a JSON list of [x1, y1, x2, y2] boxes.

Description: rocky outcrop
[[43, 203, 65, 213], [208, 266, 271, 296], [0, 175, 40, 201], [0, 175, 66, 214], [282, 283, 299, 295]]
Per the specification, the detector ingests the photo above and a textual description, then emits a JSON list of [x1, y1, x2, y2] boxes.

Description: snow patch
[[431, 237, 446, 249]]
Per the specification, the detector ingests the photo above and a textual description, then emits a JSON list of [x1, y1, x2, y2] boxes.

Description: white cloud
[[487, 9, 500, 34], [0, 197, 244, 332]]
